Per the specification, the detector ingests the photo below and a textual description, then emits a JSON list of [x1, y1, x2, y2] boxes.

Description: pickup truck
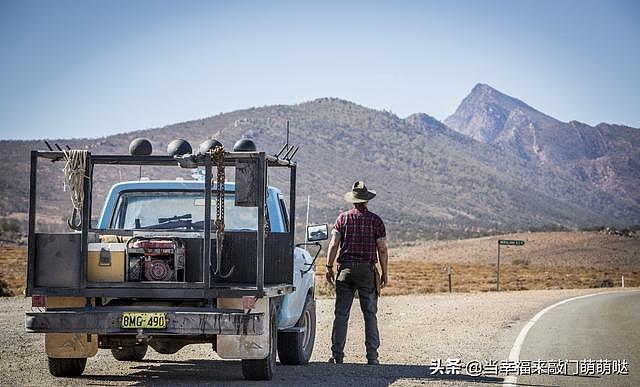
[[25, 142, 326, 380]]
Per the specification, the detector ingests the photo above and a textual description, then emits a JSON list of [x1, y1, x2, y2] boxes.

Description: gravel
[[0, 288, 629, 386]]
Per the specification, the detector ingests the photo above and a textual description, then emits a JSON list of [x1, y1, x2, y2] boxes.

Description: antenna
[[286, 120, 290, 152], [275, 143, 288, 158], [305, 195, 310, 252], [272, 120, 300, 163], [286, 145, 299, 161]]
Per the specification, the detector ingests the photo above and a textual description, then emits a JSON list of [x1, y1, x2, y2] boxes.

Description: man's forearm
[[379, 252, 388, 275], [378, 243, 388, 275], [327, 246, 337, 266], [326, 236, 340, 266]]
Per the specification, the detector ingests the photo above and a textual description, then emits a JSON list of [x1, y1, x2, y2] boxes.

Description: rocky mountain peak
[[442, 84, 640, 207], [444, 83, 553, 143]]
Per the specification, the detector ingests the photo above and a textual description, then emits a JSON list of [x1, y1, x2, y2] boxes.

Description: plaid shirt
[[333, 206, 386, 263]]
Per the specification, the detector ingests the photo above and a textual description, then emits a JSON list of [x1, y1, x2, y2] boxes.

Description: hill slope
[[0, 95, 638, 241]]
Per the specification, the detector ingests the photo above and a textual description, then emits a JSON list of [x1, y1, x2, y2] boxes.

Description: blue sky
[[1, 0, 638, 140]]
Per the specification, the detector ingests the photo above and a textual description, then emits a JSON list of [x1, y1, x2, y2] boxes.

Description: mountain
[[1, 93, 638, 242], [444, 83, 640, 203]]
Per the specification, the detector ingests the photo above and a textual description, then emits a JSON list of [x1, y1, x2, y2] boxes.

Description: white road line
[[503, 290, 639, 387]]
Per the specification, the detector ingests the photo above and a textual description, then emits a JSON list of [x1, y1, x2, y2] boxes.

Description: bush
[[590, 278, 614, 288], [0, 278, 14, 297], [314, 277, 335, 298], [0, 218, 21, 233]]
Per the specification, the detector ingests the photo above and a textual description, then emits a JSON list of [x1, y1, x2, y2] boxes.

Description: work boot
[[328, 356, 343, 364], [367, 358, 380, 365]]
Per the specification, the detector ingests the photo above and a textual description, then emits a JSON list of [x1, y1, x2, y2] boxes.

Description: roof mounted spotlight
[[129, 138, 153, 156], [167, 139, 192, 157], [233, 138, 257, 152], [198, 139, 223, 154]]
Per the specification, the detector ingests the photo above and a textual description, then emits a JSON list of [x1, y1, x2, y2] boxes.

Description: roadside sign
[[496, 239, 526, 291], [498, 239, 525, 246]]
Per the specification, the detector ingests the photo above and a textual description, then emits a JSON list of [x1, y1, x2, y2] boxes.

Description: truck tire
[[241, 299, 278, 380], [48, 357, 87, 377], [111, 343, 148, 361], [277, 294, 316, 365]]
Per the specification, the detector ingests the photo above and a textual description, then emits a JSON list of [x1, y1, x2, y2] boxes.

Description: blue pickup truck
[[25, 143, 326, 380]]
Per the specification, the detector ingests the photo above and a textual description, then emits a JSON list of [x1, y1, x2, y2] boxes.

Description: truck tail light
[[32, 295, 46, 308]]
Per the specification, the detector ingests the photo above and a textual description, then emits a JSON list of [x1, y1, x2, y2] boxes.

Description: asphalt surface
[[517, 291, 639, 387]]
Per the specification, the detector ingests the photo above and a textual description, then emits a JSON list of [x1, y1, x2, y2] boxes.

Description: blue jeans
[[330, 262, 380, 361]]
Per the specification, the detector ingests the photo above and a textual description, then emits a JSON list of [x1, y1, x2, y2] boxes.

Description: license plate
[[121, 312, 166, 329]]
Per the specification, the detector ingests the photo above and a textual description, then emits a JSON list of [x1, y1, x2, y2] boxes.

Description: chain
[[62, 149, 88, 230], [264, 194, 270, 236], [210, 145, 235, 278], [212, 146, 225, 233]]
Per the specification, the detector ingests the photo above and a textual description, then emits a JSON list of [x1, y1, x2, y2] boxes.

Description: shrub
[[0, 278, 14, 297], [314, 277, 335, 297], [0, 218, 21, 234], [590, 278, 614, 288]]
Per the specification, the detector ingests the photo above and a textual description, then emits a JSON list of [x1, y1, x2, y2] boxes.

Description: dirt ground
[[2, 288, 634, 386]]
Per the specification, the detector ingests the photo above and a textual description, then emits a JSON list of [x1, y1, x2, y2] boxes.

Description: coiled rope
[[62, 149, 88, 230]]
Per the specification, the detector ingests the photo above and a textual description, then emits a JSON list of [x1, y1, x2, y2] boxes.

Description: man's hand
[[325, 267, 335, 286], [380, 271, 389, 289]]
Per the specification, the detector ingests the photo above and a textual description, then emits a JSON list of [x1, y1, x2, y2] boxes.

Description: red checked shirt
[[333, 206, 386, 263]]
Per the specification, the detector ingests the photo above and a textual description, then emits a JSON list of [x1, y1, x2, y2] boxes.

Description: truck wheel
[[278, 294, 316, 365], [111, 343, 148, 361], [241, 300, 278, 380], [48, 357, 87, 377]]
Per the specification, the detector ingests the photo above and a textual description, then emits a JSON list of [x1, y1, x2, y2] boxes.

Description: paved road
[[518, 291, 639, 387]]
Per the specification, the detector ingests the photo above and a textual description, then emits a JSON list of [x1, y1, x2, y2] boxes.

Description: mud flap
[[216, 298, 269, 359], [44, 297, 98, 358]]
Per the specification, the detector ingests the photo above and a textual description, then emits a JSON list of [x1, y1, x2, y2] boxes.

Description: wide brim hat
[[344, 180, 376, 203]]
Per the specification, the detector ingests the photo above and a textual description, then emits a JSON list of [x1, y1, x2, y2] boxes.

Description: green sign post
[[497, 240, 525, 291]]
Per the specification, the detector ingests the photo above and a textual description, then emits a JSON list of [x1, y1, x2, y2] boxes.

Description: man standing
[[325, 181, 389, 365]]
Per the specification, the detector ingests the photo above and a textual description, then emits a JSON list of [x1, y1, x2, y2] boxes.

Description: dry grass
[[2, 231, 638, 297], [316, 261, 640, 296], [315, 261, 638, 297], [315, 231, 640, 297], [0, 246, 26, 296], [390, 231, 640, 269]]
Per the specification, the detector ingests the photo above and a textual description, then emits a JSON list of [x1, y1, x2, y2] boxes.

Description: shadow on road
[[80, 360, 504, 386]]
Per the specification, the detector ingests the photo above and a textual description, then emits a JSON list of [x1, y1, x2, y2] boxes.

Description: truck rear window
[[111, 191, 258, 230]]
